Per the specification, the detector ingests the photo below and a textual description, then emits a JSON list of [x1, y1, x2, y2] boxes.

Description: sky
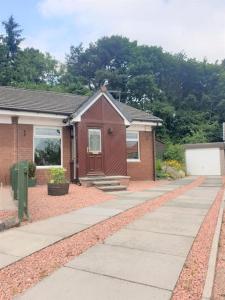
[[0, 0, 225, 63]]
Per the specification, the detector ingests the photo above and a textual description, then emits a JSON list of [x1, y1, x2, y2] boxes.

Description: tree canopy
[[0, 17, 224, 144]]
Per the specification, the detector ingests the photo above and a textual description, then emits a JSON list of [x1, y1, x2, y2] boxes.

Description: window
[[88, 129, 101, 153], [126, 131, 140, 161], [34, 127, 62, 167]]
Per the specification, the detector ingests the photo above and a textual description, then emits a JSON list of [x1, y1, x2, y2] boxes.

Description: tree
[[2, 15, 24, 61]]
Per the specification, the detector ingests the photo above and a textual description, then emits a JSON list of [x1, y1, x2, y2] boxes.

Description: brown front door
[[87, 128, 104, 175]]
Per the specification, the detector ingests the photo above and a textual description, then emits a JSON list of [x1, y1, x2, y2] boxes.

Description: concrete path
[[0, 177, 196, 270], [15, 176, 223, 300]]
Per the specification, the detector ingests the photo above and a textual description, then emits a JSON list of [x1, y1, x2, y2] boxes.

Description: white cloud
[[37, 0, 225, 62]]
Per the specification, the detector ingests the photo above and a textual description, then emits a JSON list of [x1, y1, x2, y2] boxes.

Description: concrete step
[[93, 181, 120, 186], [97, 185, 127, 192]]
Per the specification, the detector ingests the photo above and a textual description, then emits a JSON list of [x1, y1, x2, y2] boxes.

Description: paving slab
[[0, 230, 59, 257], [105, 228, 194, 257], [175, 195, 214, 202], [127, 217, 200, 237], [158, 206, 208, 216], [164, 201, 211, 209], [49, 211, 110, 225], [142, 210, 205, 224], [117, 191, 165, 201], [67, 244, 184, 291], [96, 199, 145, 210], [151, 186, 180, 191], [76, 206, 122, 216], [17, 267, 171, 300], [0, 252, 20, 269], [17, 219, 88, 238]]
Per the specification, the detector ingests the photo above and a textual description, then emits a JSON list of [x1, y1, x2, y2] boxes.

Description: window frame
[[126, 131, 141, 162], [33, 126, 63, 169], [88, 128, 102, 154]]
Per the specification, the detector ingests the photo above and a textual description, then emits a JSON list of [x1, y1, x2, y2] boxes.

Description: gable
[[71, 92, 130, 125], [82, 95, 125, 124]]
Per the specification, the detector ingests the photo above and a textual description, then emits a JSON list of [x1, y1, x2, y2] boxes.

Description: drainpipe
[[73, 123, 80, 184], [12, 116, 19, 165], [152, 127, 156, 181]]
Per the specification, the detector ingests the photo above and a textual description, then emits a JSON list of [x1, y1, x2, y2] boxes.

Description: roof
[[184, 142, 225, 150], [0, 86, 162, 123]]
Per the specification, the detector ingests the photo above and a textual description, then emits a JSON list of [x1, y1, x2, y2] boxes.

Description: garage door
[[185, 148, 221, 175]]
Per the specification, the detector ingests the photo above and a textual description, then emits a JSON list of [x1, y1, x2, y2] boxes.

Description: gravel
[[0, 177, 203, 299]]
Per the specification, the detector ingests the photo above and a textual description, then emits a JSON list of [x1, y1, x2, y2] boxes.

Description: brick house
[[0, 86, 162, 185]]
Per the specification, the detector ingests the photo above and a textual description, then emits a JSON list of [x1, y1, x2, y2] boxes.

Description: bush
[[156, 159, 168, 179], [165, 160, 183, 171], [28, 161, 36, 179], [163, 144, 184, 163], [49, 167, 68, 184]]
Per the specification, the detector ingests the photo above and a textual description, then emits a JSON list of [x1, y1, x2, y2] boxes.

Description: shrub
[[156, 159, 168, 179], [163, 144, 184, 163], [165, 160, 183, 171], [28, 161, 36, 179], [49, 167, 68, 184]]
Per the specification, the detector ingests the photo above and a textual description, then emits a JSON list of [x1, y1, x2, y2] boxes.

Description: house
[[0, 86, 162, 186]]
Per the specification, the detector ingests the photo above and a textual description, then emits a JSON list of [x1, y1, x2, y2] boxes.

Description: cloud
[[21, 27, 71, 61], [37, 0, 225, 62]]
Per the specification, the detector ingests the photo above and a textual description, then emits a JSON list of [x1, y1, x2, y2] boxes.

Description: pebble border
[[0, 177, 203, 300], [172, 179, 225, 300]]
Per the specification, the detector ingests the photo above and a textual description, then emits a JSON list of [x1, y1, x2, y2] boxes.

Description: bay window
[[34, 127, 62, 167]]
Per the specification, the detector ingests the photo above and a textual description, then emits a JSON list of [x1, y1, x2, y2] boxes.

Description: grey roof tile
[[0, 86, 161, 123]]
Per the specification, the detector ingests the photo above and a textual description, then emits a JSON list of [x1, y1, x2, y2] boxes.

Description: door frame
[[86, 124, 105, 176]]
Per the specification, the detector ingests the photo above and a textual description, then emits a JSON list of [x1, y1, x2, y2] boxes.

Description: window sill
[[36, 165, 63, 169], [127, 159, 141, 163]]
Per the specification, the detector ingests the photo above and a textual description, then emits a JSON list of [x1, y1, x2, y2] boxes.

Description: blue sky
[[1, 0, 225, 62]]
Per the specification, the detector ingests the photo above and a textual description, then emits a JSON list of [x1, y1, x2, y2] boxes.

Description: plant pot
[[47, 183, 70, 196], [28, 178, 36, 187]]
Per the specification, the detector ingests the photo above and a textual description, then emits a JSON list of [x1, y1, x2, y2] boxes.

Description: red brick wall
[[0, 124, 16, 184], [127, 131, 155, 180], [0, 123, 71, 185]]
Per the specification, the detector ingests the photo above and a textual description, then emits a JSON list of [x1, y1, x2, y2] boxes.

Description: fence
[[11, 161, 29, 223]]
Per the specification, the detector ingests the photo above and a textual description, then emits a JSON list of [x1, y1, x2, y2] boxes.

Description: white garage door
[[185, 148, 221, 175]]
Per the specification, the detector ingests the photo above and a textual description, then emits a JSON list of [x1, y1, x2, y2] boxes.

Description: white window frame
[[33, 126, 63, 169], [126, 131, 140, 162], [88, 128, 102, 154]]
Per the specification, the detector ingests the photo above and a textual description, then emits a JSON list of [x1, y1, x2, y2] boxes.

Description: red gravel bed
[[27, 184, 114, 223], [172, 180, 225, 300], [212, 212, 225, 299], [0, 176, 203, 300], [127, 179, 168, 192]]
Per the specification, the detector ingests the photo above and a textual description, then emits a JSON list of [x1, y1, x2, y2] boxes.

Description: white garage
[[184, 143, 225, 176]]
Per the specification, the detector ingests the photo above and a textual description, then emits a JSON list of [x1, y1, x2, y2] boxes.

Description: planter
[[28, 178, 36, 187], [48, 183, 70, 196]]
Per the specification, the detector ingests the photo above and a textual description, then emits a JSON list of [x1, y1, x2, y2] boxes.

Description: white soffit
[[0, 109, 67, 126]]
